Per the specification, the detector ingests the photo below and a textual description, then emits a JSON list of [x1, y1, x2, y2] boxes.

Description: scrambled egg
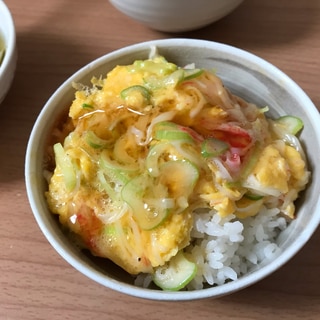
[[249, 144, 307, 194]]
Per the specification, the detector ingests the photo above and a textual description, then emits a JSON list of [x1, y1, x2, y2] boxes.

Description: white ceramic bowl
[[0, 0, 17, 104], [109, 0, 243, 32], [25, 39, 320, 301]]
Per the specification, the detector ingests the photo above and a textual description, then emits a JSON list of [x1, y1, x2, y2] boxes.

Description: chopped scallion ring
[[201, 138, 229, 158], [244, 192, 264, 201], [120, 85, 151, 103], [183, 68, 203, 81], [153, 251, 197, 291], [155, 129, 195, 143], [53, 143, 76, 191], [85, 131, 111, 149], [82, 103, 94, 109], [121, 174, 169, 230], [274, 115, 304, 135]]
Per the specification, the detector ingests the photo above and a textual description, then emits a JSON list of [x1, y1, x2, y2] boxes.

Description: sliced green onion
[[201, 138, 229, 158], [238, 143, 262, 182], [103, 224, 117, 237], [146, 142, 170, 177], [183, 68, 203, 81], [85, 131, 111, 149], [82, 103, 94, 109], [144, 68, 203, 90], [153, 121, 195, 143], [121, 174, 169, 230], [144, 69, 184, 90], [53, 143, 76, 192], [155, 130, 194, 143], [99, 151, 138, 185], [244, 192, 264, 201], [153, 121, 178, 131], [129, 58, 177, 76], [258, 106, 269, 113], [97, 170, 118, 201], [159, 159, 199, 200], [113, 134, 139, 165], [120, 85, 151, 103], [100, 151, 139, 173], [274, 115, 304, 135], [162, 69, 184, 87], [153, 251, 197, 291]]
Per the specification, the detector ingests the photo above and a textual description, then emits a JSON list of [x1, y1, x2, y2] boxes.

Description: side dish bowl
[[25, 39, 320, 301], [109, 0, 243, 32], [0, 0, 17, 104]]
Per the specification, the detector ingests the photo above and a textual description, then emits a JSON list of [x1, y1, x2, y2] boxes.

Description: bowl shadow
[[172, 0, 319, 50]]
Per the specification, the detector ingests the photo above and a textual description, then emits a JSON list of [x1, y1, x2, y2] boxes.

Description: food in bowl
[[44, 48, 310, 291]]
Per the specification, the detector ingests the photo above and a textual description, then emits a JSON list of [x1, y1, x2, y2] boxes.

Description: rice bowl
[[25, 39, 320, 300]]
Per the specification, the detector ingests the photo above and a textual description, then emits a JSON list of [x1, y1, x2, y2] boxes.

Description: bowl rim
[[0, 0, 16, 73], [25, 38, 320, 301]]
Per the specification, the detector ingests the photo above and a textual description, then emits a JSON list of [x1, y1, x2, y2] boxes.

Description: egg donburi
[[45, 51, 310, 280]]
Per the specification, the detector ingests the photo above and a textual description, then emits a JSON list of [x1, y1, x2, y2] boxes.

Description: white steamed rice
[[135, 205, 288, 290]]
